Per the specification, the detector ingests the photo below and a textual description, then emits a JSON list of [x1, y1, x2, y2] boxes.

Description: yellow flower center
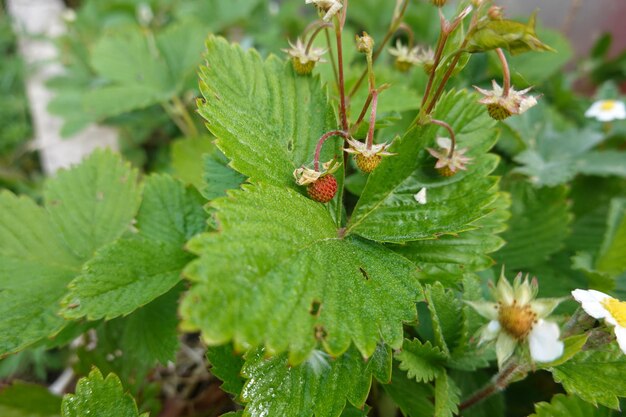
[[601, 298, 626, 327], [498, 302, 537, 340], [600, 100, 616, 111]]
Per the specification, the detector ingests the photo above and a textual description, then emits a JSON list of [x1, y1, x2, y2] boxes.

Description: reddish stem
[[366, 91, 379, 150], [352, 92, 373, 131], [430, 119, 456, 158], [496, 48, 511, 97], [335, 19, 349, 131], [459, 362, 522, 412], [306, 23, 333, 54], [314, 130, 350, 171]]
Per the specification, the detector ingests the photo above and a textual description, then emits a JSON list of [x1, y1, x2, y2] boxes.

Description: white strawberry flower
[[305, 0, 343, 22], [584, 100, 626, 122], [466, 271, 564, 367], [571, 289, 626, 354]]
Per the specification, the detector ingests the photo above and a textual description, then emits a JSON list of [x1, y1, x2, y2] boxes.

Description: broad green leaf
[[0, 192, 79, 356], [396, 339, 446, 383], [207, 345, 246, 398], [181, 183, 422, 363], [530, 394, 614, 417], [513, 126, 626, 186], [171, 136, 215, 190], [197, 36, 339, 190], [203, 149, 246, 200], [0, 382, 61, 417], [392, 192, 509, 280], [347, 90, 500, 243], [44, 150, 141, 260], [425, 283, 466, 356], [61, 368, 147, 417], [62, 175, 205, 320], [383, 364, 434, 417], [115, 286, 182, 367], [550, 346, 626, 409], [240, 345, 390, 417], [596, 198, 626, 276], [434, 371, 460, 417], [572, 198, 626, 291], [0, 151, 140, 356], [494, 181, 572, 270]]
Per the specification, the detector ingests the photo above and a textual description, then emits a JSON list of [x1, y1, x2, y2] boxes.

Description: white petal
[[614, 326, 626, 355], [571, 289, 611, 319], [528, 319, 564, 362], [495, 332, 517, 367], [436, 137, 452, 150], [496, 276, 514, 306], [584, 101, 602, 118], [414, 188, 427, 205], [479, 320, 501, 344], [465, 300, 499, 320]]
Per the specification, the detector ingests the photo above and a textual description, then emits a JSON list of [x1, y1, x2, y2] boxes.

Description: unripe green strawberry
[[307, 175, 337, 203], [436, 166, 456, 177], [487, 103, 512, 121], [355, 154, 382, 173]]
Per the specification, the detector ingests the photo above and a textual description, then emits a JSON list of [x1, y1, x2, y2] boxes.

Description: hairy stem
[[430, 118, 456, 157], [495, 48, 511, 97], [172, 95, 199, 137], [335, 17, 349, 131], [421, 10, 450, 108], [460, 362, 524, 412], [314, 130, 350, 171], [305, 23, 333, 54], [366, 90, 379, 150], [324, 28, 339, 86]]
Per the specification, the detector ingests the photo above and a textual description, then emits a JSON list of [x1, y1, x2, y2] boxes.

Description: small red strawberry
[[307, 175, 337, 203]]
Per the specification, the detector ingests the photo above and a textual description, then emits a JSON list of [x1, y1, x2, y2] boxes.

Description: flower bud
[[488, 6, 504, 20], [355, 32, 374, 54]]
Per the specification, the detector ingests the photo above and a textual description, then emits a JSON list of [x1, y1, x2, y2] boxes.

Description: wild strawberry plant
[[2, 0, 626, 416]]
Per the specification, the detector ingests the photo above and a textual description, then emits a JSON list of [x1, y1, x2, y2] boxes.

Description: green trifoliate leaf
[[383, 364, 435, 417], [530, 394, 614, 417], [197, 36, 339, 191], [425, 283, 467, 356], [513, 126, 626, 186], [494, 181, 572, 270], [396, 339, 447, 383], [467, 12, 556, 55], [115, 285, 182, 367], [61, 175, 205, 320], [44, 150, 141, 260], [347, 90, 500, 243], [392, 192, 509, 280], [206, 344, 246, 398], [550, 345, 626, 409], [240, 345, 391, 417], [572, 198, 626, 291], [170, 136, 215, 191], [0, 382, 61, 417], [181, 183, 422, 363], [0, 151, 140, 356], [61, 368, 147, 417], [203, 149, 246, 201], [434, 371, 461, 417]]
